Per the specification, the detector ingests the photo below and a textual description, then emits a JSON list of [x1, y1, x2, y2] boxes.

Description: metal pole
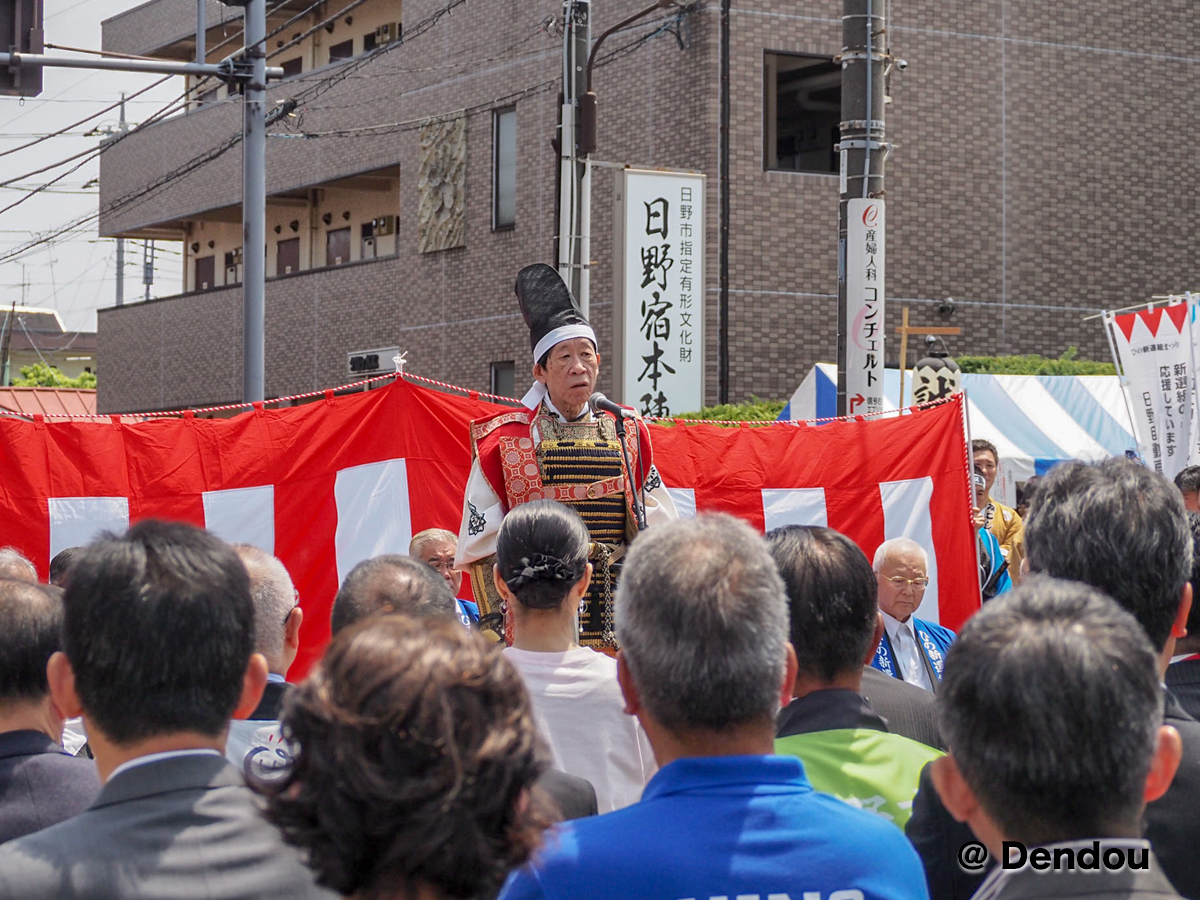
[[718, 0, 730, 404], [241, 0, 267, 402], [196, 0, 206, 64], [116, 95, 126, 307], [143, 240, 155, 300], [556, 0, 589, 313], [0, 52, 283, 78], [116, 238, 125, 305], [835, 0, 886, 415]]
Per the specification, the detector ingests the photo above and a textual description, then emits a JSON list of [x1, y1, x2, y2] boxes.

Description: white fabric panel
[[665, 487, 696, 519], [202, 485, 275, 553], [1078, 374, 1137, 433], [993, 375, 1109, 461], [334, 459, 412, 583], [762, 488, 828, 531], [879, 477, 940, 625], [48, 496, 130, 562]]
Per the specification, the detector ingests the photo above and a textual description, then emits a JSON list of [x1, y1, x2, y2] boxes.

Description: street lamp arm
[[585, 0, 678, 92]]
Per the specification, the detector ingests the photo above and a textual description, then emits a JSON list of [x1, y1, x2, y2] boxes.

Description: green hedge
[[669, 397, 788, 424], [955, 347, 1115, 376]]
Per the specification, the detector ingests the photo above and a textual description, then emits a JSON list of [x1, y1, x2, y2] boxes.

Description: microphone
[[589, 392, 636, 419]]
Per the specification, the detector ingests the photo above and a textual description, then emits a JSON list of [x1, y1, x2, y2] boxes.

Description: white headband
[[520, 324, 598, 410]]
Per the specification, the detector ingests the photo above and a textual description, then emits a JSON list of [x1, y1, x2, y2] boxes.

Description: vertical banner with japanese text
[[1106, 302, 1192, 479], [845, 199, 886, 415], [616, 168, 706, 417]]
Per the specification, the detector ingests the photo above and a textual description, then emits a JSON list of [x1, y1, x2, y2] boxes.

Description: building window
[[492, 107, 517, 229], [280, 57, 302, 78], [490, 361, 515, 398], [764, 53, 840, 174], [328, 39, 354, 64]]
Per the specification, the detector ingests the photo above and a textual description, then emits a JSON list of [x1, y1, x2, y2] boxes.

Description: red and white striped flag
[[0, 378, 978, 678]]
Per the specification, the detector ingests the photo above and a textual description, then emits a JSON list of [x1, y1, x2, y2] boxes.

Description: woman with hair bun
[[264, 616, 549, 900], [495, 500, 655, 812]]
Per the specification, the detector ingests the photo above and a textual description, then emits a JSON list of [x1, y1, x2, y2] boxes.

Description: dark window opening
[[328, 39, 354, 63], [194, 255, 215, 291], [326, 227, 351, 266], [765, 53, 841, 174], [277, 238, 300, 275], [363, 31, 376, 52], [490, 361, 515, 398], [280, 57, 302, 78]]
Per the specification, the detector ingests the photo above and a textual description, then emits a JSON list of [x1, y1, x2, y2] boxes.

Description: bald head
[[233, 544, 300, 675], [330, 555, 455, 636]]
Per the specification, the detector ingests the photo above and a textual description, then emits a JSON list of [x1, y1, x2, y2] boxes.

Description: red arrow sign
[[849, 393, 866, 414]]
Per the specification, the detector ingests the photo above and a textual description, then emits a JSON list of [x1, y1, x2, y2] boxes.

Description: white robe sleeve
[[454, 457, 506, 567], [641, 464, 678, 528]]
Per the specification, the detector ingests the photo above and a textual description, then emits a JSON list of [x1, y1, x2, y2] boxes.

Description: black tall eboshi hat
[[515, 263, 594, 361]]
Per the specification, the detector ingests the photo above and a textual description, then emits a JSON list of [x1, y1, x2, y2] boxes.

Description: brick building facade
[[95, 0, 1200, 413]]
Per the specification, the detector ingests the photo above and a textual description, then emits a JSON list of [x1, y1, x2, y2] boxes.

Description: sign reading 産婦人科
[[615, 168, 705, 418], [845, 198, 886, 415]]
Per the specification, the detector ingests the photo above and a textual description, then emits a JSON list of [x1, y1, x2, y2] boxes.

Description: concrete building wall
[[96, 0, 1200, 414]]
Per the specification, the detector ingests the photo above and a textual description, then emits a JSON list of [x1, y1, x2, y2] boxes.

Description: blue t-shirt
[[499, 755, 931, 900], [455, 598, 479, 628]]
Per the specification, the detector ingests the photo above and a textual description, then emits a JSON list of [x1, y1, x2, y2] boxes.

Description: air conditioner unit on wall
[[372, 215, 396, 235], [374, 23, 397, 44]]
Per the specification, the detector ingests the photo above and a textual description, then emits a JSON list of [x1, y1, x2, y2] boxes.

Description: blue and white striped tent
[[781, 364, 1137, 506]]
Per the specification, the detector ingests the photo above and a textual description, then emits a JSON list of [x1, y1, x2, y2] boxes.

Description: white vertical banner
[[617, 169, 705, 417], [1105, 301, 1192, 479], [1189, 294, 1200, 467], [333, 459, 413, 583], [845, 199, 885, 415]]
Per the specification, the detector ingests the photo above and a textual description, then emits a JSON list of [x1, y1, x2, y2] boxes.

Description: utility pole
[[235, 0, 267, 402], [836, 0, 888, 416], [557, 0, 590, 315], [115, 94, 127, 306], [142, 240, 155, 300], [0, 300, 15, 387]]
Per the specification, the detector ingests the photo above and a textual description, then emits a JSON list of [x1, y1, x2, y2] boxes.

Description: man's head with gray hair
[[330, 555, 455, 636], [0, 547, 37, 584], [233, 544, 302, 676], [872, 538, 930, 624], [409, 528, 462, 595], [615, 514, 795, 745]]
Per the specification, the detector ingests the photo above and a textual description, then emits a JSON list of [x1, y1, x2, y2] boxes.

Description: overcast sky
[[0, 0, 186, 333]]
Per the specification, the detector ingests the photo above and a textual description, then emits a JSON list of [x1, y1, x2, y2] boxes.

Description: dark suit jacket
[[0, 752, 335, 899], [906, 689, 1200, 900], [986, 850, 1180, 900], [249, 680, 290, 721], [0, 730, 100, 844], [861, 665, 944, 749], [1165, 658, 1200, 722], [536, 768, 598, 821]]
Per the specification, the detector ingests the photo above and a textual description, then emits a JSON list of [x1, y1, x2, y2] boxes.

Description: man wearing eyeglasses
[[869, 538, 956, 694]]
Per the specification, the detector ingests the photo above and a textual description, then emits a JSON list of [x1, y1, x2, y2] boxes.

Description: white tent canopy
[[782, 364, 1137, 506]]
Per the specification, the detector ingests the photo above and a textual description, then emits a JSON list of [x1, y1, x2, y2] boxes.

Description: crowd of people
[[0, 450, 1195, 900]]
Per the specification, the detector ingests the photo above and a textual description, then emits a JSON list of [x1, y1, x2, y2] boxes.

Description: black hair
[[496, 500, 590, 610], [766, 526, 877, 681], [1025, 458, 1190, 650], [1186, 511, 1200, 636], [330, 555, 455, 636], [63, 520, 254, 743], [940, 576, 1163, 842], [971, 438, 999, 463], [0, 579, 64, 702], [1175, 465, 1200, 495], [49, 547, 80, 587]]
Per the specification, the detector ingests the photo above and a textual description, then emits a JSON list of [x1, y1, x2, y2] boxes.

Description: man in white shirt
[[869, 538, 956, 693], [0, 521, 332, 900]]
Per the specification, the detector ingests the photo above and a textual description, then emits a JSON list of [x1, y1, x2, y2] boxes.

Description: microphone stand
[[612, 413, 648, 531]]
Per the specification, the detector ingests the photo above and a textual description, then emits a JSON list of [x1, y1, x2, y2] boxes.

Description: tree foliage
[[11, 363, 97, 389], [669, 396, 787, 425]]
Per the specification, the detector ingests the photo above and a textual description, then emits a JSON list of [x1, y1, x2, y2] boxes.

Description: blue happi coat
[[871, 617, 956, 684]]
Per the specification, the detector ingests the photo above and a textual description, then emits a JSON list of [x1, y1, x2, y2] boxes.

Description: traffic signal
[[1, 0, 44, 97]]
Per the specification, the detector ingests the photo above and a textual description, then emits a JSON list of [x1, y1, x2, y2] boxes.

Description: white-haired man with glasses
[[869, 538, 956, 694]]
